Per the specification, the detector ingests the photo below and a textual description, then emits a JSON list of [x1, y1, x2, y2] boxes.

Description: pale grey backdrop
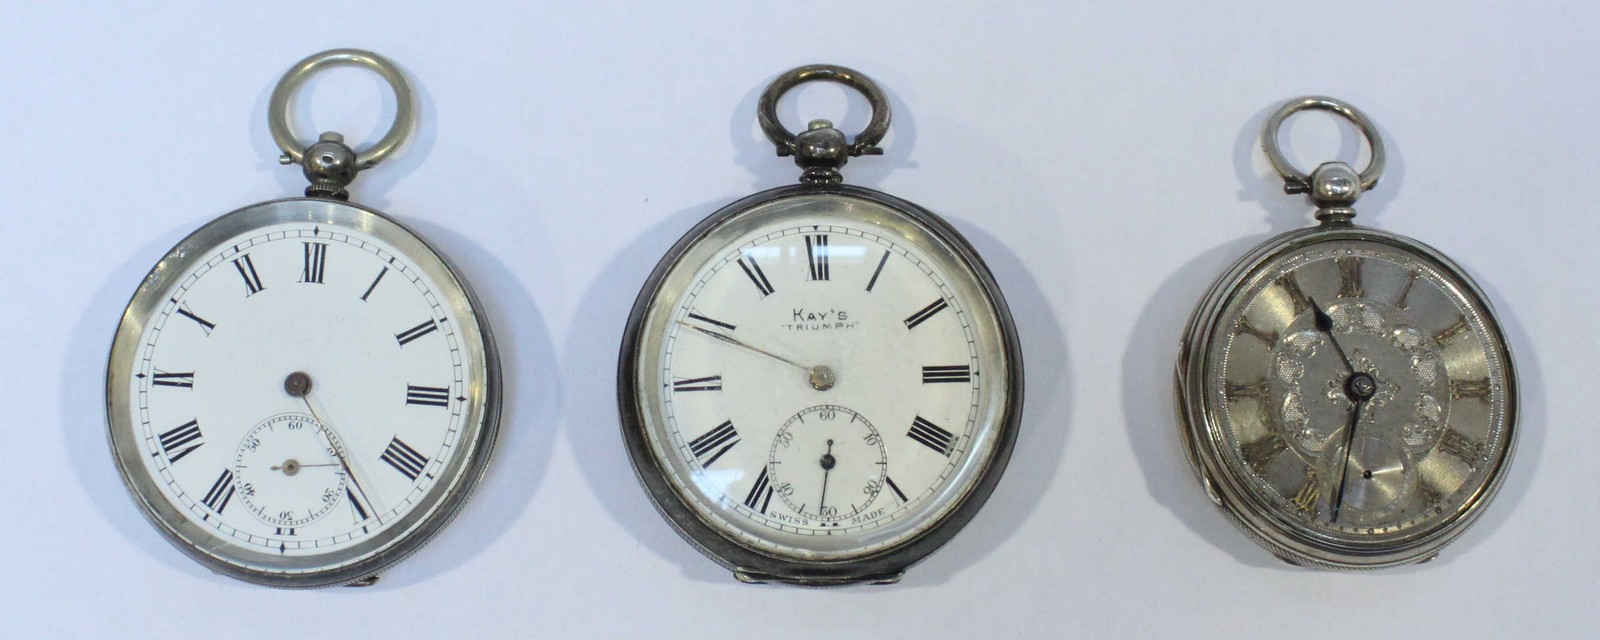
[[1, 2, 1591, 637]]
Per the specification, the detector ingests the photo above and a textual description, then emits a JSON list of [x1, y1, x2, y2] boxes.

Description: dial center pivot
[[284, 371, 313, 397], [809, 366, 836, 391], [1346, 372, 1377, 401]]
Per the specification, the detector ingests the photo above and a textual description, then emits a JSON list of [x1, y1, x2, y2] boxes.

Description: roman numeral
[[360, 267, 388, 301], [1225, 379, 1268, 400], [687, 312, 736, 331], [907, 416, 956, 456], [736, 253, 775, 297], [405, 384, 450, 407], [904, 298, 949, 329], [1434, 317, 1471, 345], [1336, 256, 1365, 298], [1241, 434, 1286, 474], [885, 476, 909, 503], [1451, 378, 1493, 400], [1234, 317, 1279, 345], [380, 437, 429, 480], [1290, 471, 1320, 513], [395, 319, 438, 346], [276, 527, 297, 536], [866, 250, 891, 292], [300, 242, 327, 284], [201, 469, 235, 514], [1277, 273, 1310, 316], [672, 375, 723, 392], [174, 303, 215, 335], [1438, 429, 1485, 464], [687, 420, 740, 467], [742, 466, 774, 513], [158, 419, 204, 463], [805, 234, 830, 281], [1396, 270, 1422, 309], [232, 254, 265, 297], [347, 487, 370, 522], [151, 371, 194, 388], [922, 365, 972, 384]]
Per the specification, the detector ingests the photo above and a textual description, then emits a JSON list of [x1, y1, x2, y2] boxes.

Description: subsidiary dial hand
[[285, 371, 383, 521], [818, 439, 836, 516], [676, 320, 835, 390]]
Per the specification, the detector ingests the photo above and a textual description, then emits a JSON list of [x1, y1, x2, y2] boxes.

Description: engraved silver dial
[[1181, 228, 1517, 566]]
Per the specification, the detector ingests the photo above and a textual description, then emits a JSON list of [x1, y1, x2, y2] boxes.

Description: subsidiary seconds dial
[[767, 405, 888, 525]]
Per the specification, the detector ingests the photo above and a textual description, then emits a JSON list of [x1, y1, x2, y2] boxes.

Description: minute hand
[[1311, 298, 1356, 374], [677, 321, 812, 373], [676, 321, 835, 391], [298, 395, 382, 522]]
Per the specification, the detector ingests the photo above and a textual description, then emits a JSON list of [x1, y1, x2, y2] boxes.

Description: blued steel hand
[[818, 439, 836, 516], [1329, 398, 1369, 523], [1310, 298, 1373, 522], [1311, 297, 1356, 375]]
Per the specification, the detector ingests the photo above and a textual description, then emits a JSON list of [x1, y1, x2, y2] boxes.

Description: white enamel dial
[[629, 192, 1017, 562], [108, 201, 497, 585]]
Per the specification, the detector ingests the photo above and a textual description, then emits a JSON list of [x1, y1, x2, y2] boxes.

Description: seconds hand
[[818, 439, 836, 518]]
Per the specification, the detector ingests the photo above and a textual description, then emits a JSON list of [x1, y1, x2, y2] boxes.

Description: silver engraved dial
[[1183, 229, 1517, 566]]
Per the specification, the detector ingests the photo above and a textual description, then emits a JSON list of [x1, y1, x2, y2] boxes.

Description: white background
[[1, 2, 1593, 637]]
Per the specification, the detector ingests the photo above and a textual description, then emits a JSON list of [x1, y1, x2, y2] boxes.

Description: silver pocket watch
[[618, 65, 1024, 585], [1176, 97, 1518, 569], [105, 49, 501, 587]]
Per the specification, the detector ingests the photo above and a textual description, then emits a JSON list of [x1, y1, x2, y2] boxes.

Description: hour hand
[[676, 320, 835, 390], [1310, 297, 1356, 375]]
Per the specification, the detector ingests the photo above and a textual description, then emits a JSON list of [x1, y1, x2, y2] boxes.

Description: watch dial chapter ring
[[1176, 224, 1516, 569], [104, 198, 500, 588], [617, 183, 1023, 584]]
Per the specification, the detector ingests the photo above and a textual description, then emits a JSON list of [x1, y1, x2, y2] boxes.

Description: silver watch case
[[618, 183, 1024, 586], [1175, 222, 1518, 569], [106, 198, 502, 588]]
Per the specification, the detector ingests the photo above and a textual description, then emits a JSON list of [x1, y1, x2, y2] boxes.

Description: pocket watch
[[618, 65, 1024, 586], [105, 49, 501, 587], [1176, 97, 1518, 569]]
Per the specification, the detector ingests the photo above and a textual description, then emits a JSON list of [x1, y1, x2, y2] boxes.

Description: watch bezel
[[1176, 223, 1518, 569], [105, 198, 502, 588], [617, 183, 1025, 585]]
